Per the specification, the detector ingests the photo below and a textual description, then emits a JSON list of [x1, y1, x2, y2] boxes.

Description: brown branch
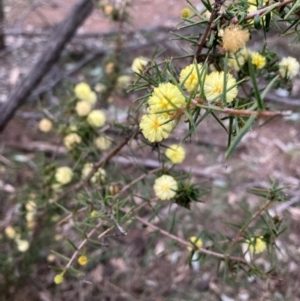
[[65, 224, 113, 269], [0, 0, 94, 132], [133, 214, 247, 264], [194, 0, 225, 62], [223, 108, 291, 118], [231, 0, 296, 23], [227, 199, 273, 253]]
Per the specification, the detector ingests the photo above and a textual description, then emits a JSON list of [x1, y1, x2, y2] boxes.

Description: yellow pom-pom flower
[[38, 118, 52, 133], [251, 52, 266, 70], [78, 255, 88, 266], [105, 62, 115, 74], [74, 82, 97, 105], [153, 174, 178, 200], [279, 56, 300, 79], [95, 135, 112, 150], [116, 75, 131, 92], [54, 274, 64, 285], [179, 64, 204, 93], [87, 110, 106, 128], [148, 83, 186, 115], [131, 57, 148, 74], [16, 239, 30, 252], [63, 133, 82, 150], [247, 236, 267, 254], [204, 71, 238, 103], [75, 100, 92, 117], [74, 82, 91, 100], [81, 163, 106, 183], [5, 226, 17, 239], [187, 236, 203, 252], [55, 166, 73, 185], [165, 144, 186, 164], [85, 91, 97, 105], [181, 8, 191, 18], [139, 114, 174, 142], [222, 25, 249, 53]]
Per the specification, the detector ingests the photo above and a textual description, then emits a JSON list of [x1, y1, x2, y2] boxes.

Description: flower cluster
[[55, 166, 73, 185], [246, 236, 267, 254], [153, 175, 178, 200], [222, 25, 249, 53], [204, 71, 238, 103], [39, 118, 53, 133], [81, 163, 106, 183], [165, 144, 186, 164], [187, 236, 203, 252], [179, 64, 204, 92]]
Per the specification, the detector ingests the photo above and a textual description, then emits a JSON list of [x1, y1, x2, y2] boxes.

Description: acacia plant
[[2, 0, 300, 296]]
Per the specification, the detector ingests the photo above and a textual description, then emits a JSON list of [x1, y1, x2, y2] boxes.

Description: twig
[[132, 214, 247, 264], [227, 199, 273, 253], [231, 0, 296, 24], [65, 224, 113, 269], [194, 0, 225, 62]]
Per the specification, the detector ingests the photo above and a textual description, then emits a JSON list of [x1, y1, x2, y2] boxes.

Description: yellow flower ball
[[153, 174, 178, 200], [139, 114, 174, 143], [47, 254, 56, 262], [85, 91, 97, 105], [116, 75, 131, 91], [105, 62, 115, 74], [222, 25, 249, 53], [104, 5, 113, 15], [187, 236, 203, 252], [148, 83, 186, 116], [165, 144, 186, 164], [38, 118, 52, 133], [55, 166, 73, 185], [74, 82, 91, 100], [81, 163, 106, 183], [26, 212, 35, 222], [95, 135, 112, 150], [181, 8, 191, 18], [204, 71, 238, 103], [279, 56, 300, 79], [247, 236, 267, 254], [179, 64, 204, 93], [131, 57, 148, 74], [5, 226, 17, 239], [63, 133, 82, 150], [251, 52, 266, 70], [75, 100, 92, 117], [228, 53, 246, 72], [16, 239, 30, 252], [54, 274, 64, 285], [78, 255, 88, 266], [94, 83, 107, 94], [87, 110, 106, 128], [25, 200, 36, 212]]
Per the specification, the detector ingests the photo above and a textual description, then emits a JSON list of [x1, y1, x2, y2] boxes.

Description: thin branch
[[194, 0, 225, 62], [133, 214, 247, 264], [65, 224, 113, 269], [231, 0, 296, 24], [227, 199, 273, 253]]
